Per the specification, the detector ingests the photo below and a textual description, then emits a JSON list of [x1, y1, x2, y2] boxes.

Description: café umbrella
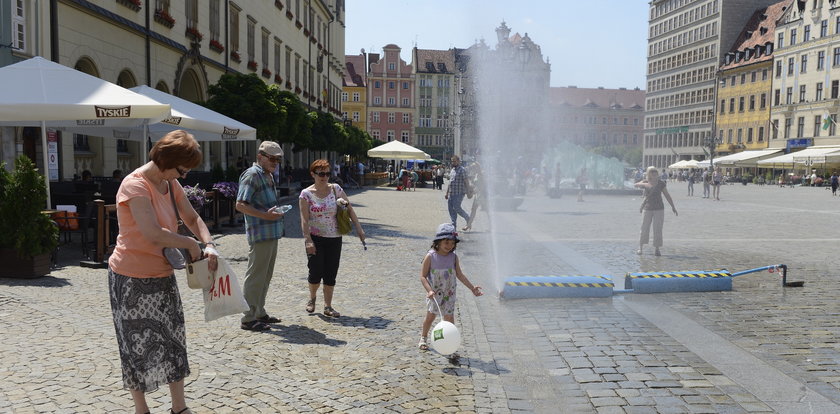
[[0, 56, 171, 207]]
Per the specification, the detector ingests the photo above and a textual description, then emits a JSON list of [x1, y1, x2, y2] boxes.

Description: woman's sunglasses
[[313, 171, 330, 177]]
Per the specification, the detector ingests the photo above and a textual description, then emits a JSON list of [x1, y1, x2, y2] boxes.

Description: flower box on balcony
[[304, 28, 311, 37], [230, 50, 241, 62], [185, 27, 203, 42], [317, 99, 322, 106], [209, 39, 225, 53], [295, 86, 302, 94], [317, 43, 323, 50], [261, 68, 272, 78], [247, 60, 258, 71], [154, 8, 175, 28], [117, 0, 142, 12], [274, 0, 284, 10], [286, 10, 294, 20], [285, 81, 293, 89], [295, 20, 303, 29], [310, 35, 317, 44], [274, 74, 283, 84]]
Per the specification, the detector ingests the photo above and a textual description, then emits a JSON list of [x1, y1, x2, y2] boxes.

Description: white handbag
[[187, 258, 215, 290]]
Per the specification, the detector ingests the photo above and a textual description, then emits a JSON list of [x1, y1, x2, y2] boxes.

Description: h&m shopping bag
[[203, 258, 249, 322]]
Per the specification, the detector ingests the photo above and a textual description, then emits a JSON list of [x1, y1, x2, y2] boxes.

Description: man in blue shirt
[[236, 141, 286, 331], [445, 155, 471, 228]]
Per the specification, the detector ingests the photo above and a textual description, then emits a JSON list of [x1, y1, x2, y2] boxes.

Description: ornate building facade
[[366, 44, 414, 144]]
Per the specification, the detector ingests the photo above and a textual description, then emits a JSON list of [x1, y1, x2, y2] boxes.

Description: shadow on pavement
[[454, 357, 510, 376], [0, 275, 73, 287], [314, 314, 394, 329], [264, 323, 347, 346]]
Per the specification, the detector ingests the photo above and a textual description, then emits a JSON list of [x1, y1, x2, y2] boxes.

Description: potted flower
[[212, 182, 239, 199], [154, 8, 175, 27], [230, 50, 241, 62], [185, 26, 203, 42], [274, 74, 283, 84], [209, 39, 225, 52], [182, 185, 207, 211], [247, 60, 258, 71], [0, 156, 59, 278], [261, 67, 272, 78]]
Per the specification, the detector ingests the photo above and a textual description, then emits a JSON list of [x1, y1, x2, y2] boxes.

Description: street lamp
[[704, 134, 723, 169]]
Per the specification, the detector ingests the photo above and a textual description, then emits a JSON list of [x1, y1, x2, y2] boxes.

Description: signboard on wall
[[47, 130, 59, 181]]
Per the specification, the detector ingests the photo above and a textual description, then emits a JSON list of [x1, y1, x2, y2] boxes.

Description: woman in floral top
[[299, 159, 365, 317]]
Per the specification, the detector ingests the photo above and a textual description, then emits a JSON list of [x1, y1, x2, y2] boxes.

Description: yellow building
[[715, 1, 788, 159], [342, 54, 367, 133]]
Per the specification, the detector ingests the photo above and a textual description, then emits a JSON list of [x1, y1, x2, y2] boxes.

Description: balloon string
[[429, 295, 443, 316]]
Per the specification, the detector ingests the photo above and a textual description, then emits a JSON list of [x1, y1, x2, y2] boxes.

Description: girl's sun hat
[[434, 223, 459, 242]]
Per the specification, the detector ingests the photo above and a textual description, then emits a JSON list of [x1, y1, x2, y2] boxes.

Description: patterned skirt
[[108, 269, 190, 392]]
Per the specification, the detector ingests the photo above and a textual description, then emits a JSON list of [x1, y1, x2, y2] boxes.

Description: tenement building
[[366, 44, 414, 144], [412, 47, 457, 161], [342, 53, 368, 133], [645, 0, 779, 168], [0, 0, 346, 179], [548, 86, 645, 150], [716, 0, 789, 157], [770, 0, 840, 151]]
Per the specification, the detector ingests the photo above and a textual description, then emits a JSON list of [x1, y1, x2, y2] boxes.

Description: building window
[[737, 129, 743, 143], [788, 57, 795, 75], [790, 28, 797, 45], [801, 54, 808, 73], [833, 80, 840, 99], [749, 95, 755, 111], [387, 130, 395, 141], [371, 130, 380, 140], [727, 129, 733, 144], [12, 0, 25, 50], [352, 92, 360, 101], [374, 80, 381, 88], [372, 112, 380, 123], [388, 81, 395, 89], [247, 17, 255, 62], [797, 117, 805, 137], [799, 85, 806, 102], [751, 71, 756, 82], [729, 98, 735, 112], [403, 82, 409, 89], [832, 114, 838, 136], [822, 20, 829, 37], [740, 73, 746, 84], [747, 128, 753, 143], [352, 112, 359, 122], [341, 92, 348, 101], [373, 96, 381, 105], [834, 47, 840, 66], [762, 68, 768, 80], [778, 32, 784, 48], [209, 0, 220, 42], [388, 62, 396, 71], [773, 120, 779, 139], [402, 113, 409, 123], [818, 51, 825, 70], [786, 87, 793, 104], [261, 28, 270, 68], [186, 0, 198, 29], [720, 99, 725, 114], [814, 115, 822, 138], [761, 93, 767, 108], [758, 127, 764, 142], [229, 5, 239, 52], [775, 60, 782, 77], [387, 112, 395, 123], [739, 96, 745, 112], [387, 97, 395, 105], [817, 82, 824, 101], [274, 39, 282, 79], [784, 118, 791, 138], [401, 131, 409, 142], [403, 98, 409, 106], [804, 25, 811, 42]]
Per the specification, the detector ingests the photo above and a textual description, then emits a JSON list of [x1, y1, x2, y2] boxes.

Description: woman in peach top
[[107, 130, 218, 414]]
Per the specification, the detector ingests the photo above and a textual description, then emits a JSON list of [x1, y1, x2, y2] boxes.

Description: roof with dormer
[[549, 86, 646, 110], [721, 0, 791, 70], [343, 54, 365, 87], [413, 49, 457, 74]]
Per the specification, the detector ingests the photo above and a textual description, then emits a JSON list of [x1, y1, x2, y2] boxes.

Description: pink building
[[367, 44, 414, 143]]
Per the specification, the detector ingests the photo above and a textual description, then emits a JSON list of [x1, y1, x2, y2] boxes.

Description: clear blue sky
[[345, 0, 649, 90]]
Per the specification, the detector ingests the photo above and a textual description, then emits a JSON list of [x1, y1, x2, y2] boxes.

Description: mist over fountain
[[460, 23, 630, 294]]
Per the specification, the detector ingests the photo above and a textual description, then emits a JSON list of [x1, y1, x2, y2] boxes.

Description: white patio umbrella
[[367, 140, 431, 160], [668, 160, 688, 169], [0, 56, 171, 207]]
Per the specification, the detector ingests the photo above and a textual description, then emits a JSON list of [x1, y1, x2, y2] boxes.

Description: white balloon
[[430, 321, 461, 355]]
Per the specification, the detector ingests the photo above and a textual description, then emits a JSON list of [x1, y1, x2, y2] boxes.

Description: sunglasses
[[313, 171, 330, 177], [175, 166, 190, 176], [259, 151, 282, 163]]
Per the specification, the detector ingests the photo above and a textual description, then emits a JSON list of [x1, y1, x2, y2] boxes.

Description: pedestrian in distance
[[445, 155, 472, 227], [418, 223, 483, 362], [634, 166, 678, 256], [712, 167, 723, 201], [831, 172, 839, 196], [687, 169, 695, 196], [299, 159, 366, 318], [107, 130, 219, 414], [576, 167, 588, 202], [236, 141, 287, 331], [463, 162, 484, 232]]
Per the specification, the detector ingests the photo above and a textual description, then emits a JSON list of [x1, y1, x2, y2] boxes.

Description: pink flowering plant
[[183, 185, 207, 210], [212, 181, 239, 199]]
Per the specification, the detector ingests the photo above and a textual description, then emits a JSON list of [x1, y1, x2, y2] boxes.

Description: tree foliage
[[204, 73, 279, 141]]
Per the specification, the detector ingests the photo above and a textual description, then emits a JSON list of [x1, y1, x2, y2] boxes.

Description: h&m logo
[[94, 105, 131, 118]]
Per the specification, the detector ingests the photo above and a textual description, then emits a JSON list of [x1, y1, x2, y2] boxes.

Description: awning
[[712, 149, 783, 166], [668, 160, 688, 169], [756, 146, 840, 167]]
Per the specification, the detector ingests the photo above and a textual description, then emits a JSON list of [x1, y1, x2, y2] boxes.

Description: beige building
[[645, 0, 780, 168], [548, 86, 645, 150], [0, 0, 346, 180], [412, 47, 457, 160], [770, 0, 840, 151]]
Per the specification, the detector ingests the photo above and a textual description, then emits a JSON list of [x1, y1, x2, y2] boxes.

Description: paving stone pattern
[[3, 183, 840, 413]]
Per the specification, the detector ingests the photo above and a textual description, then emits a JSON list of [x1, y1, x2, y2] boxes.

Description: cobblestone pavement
[[3, 182, 840, 413]]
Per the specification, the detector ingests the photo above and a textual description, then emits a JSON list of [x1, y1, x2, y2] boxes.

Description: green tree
[[274, 90, 312, 149], [0, 156, 58, 257], [204, 73, 280, 141]]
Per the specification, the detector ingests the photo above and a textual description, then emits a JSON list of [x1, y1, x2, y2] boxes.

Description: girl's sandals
[[418, 336, 429, 351], [305, 298, 316, 313], [323, 306, 341, 318]]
